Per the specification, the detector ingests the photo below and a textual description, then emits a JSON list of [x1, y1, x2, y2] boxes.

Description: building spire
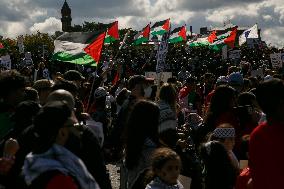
[[61, 0, 72, 32]]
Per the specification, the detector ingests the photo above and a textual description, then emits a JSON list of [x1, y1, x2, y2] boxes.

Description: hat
[[33, 79, 53, 91], [94, 87, 107, 99], [216, 76, 228, 85], [33, 101, 71, 139], [264, 75, 273, 82], [213, 128, 235, 138], [63, 70, 85, 81], [228, 72, 244, 85]]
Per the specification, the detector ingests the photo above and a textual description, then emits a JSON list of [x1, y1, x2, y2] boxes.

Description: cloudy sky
[[0, 0, 283, 47]]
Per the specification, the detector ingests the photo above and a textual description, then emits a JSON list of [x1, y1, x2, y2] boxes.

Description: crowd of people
[[0, 41, 284, 189]]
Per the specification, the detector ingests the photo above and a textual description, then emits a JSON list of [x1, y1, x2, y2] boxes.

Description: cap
[[264, 75, 273, 82], [63, 70, 85, 81], [33, 101, 72, 138], [216, 76, 228, 85], [228, 72, 244, 85], [213, 128, 235, 138], [94, 87, 107, 99]]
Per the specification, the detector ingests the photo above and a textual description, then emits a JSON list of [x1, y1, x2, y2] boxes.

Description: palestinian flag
[[188, 37, 210, 47], [208, 30, 217, 43], [216, 31, 231, 40], [210, 27, 238, 51], [104, 21, 119, 44], [133, 24, 150, 45], [169, 25, 187, 43], [53, 31, 106, 66], [151, 19, 170, 36]]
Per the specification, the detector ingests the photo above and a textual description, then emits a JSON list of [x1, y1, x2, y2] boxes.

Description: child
[[145, 148, 184, 189]]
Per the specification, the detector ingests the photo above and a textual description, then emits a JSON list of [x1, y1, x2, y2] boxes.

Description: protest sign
[[145, 72, 172, 84], [229, 50, 241, 59], [156, 31, 170, 73], [270, 53, 282, 69], [0, 55, 11, 69], [17, 35, 24, 53], [25, 52, 33, 65]]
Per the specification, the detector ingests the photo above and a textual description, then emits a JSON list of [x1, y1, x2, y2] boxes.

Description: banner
[[0, 55, 11, 69], [145, 72, 172, 84], [156, 31, 170, 73], [270, 53, 282, 69]]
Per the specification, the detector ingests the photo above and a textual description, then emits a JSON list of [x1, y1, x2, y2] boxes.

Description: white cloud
[[1, 21, 28, 38], [0, 0, 283, 47], [262, 26, 284, 47], [29, 17, 61, 34]]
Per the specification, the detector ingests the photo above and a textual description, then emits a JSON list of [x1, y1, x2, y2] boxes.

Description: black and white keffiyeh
[[213, 128, 235, 138], [23, 144, 100, 189]]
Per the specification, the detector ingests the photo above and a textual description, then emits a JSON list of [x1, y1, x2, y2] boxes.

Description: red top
[[235, 167, 251, 189], [249, 122, 284, 189], [46, 173, 78, 189]]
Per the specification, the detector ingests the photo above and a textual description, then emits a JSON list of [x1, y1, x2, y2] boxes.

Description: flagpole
[[86, 31, 107, 112]]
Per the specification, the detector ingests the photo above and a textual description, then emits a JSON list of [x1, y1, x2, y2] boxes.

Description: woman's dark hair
[[125, 100, 160, 169], [200, 141, 238, 189], [204, 85, 236, 131], [159, 83, 177, 113]]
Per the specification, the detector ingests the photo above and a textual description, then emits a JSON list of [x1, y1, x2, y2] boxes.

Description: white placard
[[229, 50, 241, 59], [0, 55, 11, 69], [145, 72, 172, 84], [270, 53, 282, 69], [17, 35, 24, 53]]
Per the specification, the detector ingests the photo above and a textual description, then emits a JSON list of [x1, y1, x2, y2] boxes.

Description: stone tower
[[61, 0, 72, 32]]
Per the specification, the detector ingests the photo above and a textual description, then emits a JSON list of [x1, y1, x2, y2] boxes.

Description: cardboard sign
[[229, 50, 241, 59], [145, 72, 172, 84], [0, 55, 11, 69], [270, 53, 282, 69]]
